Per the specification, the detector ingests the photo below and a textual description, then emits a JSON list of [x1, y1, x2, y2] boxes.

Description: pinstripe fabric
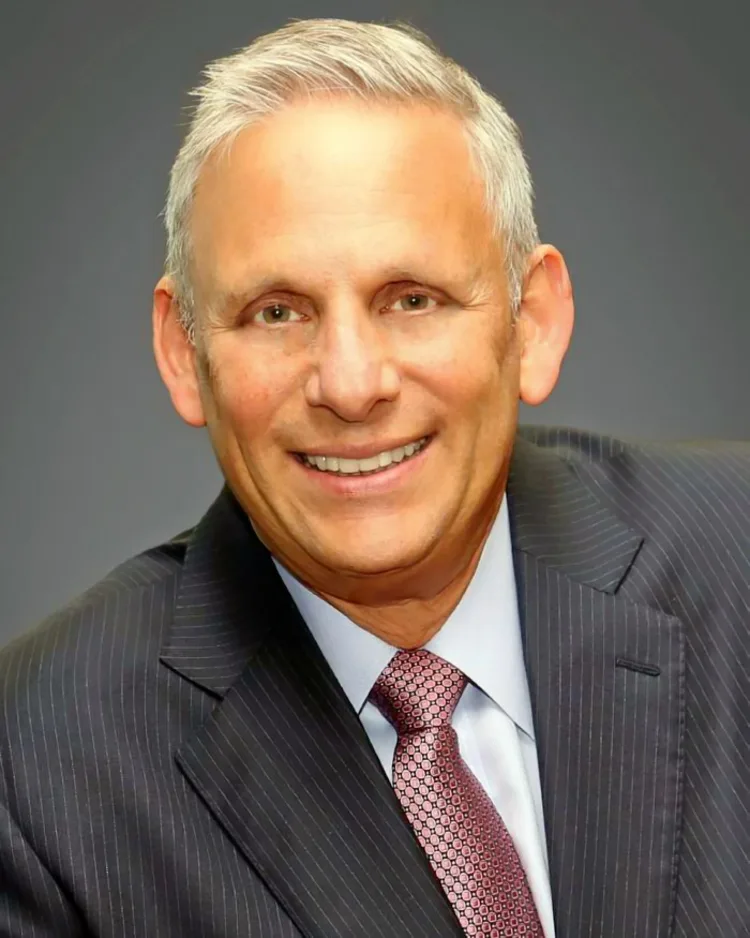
[[1, 427, 748, 937]]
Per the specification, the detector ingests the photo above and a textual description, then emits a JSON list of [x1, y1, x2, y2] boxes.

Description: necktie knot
[[369, 649, 466, 734]]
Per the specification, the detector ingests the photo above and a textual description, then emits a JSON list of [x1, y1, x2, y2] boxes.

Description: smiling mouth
[[294, 435, 432, 477]]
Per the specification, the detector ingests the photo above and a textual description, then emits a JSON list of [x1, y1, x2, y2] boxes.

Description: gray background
[[1, 0, 748, 643]]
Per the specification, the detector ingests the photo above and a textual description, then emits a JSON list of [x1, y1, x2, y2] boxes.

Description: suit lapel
[[508, 436, 685, 938], [161, 491, 463, 938]]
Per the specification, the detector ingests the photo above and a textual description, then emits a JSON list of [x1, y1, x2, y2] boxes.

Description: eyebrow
[[378, 263, 487, 294], [211, 276, 299, 313], [209, 261, 485, 314]]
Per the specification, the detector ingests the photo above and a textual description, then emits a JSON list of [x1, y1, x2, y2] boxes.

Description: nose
[[304, 306, 400, 422]]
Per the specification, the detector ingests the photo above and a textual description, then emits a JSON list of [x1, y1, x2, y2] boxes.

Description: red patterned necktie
[[370, 648, 544, 937]]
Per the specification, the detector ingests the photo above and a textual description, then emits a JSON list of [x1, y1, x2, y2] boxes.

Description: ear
[[517, 244, 575, 406], [152, 277, 206, 428]]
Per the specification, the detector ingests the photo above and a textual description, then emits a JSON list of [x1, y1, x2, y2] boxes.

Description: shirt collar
[[272, 495, 535, 740]]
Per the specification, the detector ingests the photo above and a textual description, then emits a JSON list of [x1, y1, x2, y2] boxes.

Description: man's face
[[182, 99, 526, 591]]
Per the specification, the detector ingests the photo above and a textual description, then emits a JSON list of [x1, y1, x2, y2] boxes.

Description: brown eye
[[253, 303, 303, 325], [392, 293, 437, 312]]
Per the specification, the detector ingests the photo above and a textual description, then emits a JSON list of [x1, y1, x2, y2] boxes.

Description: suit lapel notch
[[508, 435, 644, 594]]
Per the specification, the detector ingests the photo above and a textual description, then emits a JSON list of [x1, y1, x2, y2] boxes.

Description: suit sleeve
[[0, 801, 85, 937]]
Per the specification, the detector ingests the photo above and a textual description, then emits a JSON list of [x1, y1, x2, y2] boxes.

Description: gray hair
[[164, 18, 539, 340]]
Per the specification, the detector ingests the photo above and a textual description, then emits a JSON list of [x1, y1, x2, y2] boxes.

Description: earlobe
[[517, 245, 575, 407], [152, 278, 207, 428]]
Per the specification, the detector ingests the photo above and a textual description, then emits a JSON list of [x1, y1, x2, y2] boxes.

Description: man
[[0, 17, 748, 938]]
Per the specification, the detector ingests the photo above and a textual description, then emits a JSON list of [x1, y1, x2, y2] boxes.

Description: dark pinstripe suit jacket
[[1, 427, 749, 938]]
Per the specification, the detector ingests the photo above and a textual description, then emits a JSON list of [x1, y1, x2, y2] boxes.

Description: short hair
[[164, 18, 539, 340]]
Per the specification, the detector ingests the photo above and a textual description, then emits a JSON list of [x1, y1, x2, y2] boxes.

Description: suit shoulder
[[520, 424, 750, 539], [0, 532, 190, 726], [518, 425, 633, 463], [521, 424, 750, 481]]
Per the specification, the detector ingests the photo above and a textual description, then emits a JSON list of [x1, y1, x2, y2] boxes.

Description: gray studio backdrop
[[1, 0, 748, 643]]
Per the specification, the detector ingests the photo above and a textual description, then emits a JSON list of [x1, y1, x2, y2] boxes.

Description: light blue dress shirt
[[273, 496, 555, 938]]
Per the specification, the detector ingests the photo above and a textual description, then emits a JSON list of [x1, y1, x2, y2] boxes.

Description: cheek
[[203, 345, 289, 443], [415, 316, 518, 409]]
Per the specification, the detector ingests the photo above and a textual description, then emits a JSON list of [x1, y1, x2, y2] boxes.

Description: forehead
[[189, 98, 498, 293]]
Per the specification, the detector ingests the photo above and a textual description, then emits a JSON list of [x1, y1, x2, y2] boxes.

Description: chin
[[311, 527, 436, 580]]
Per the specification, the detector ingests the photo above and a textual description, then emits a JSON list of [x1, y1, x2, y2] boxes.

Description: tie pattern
[[370, 649, 543, 937]]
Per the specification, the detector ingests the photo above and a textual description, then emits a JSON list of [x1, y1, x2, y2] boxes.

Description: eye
[[390, 292, 438, 313], [252, 303, 304, 326]]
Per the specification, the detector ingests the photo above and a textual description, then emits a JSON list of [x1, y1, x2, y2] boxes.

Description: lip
[[292, 435, 434, 496], [293, 435, 430, 461]]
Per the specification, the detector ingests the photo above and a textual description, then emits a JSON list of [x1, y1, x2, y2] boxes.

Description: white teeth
[[301, 436, 429, 475], [357, 455, 381, 472]]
